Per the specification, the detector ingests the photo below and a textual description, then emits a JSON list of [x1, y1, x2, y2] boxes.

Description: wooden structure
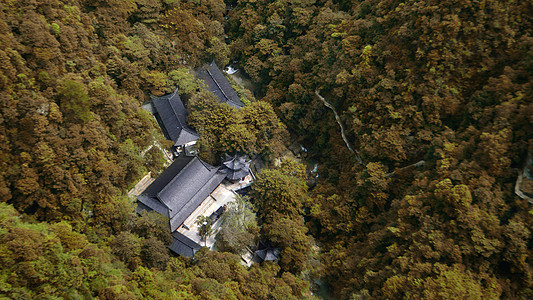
[[196, 61, 244, 108]]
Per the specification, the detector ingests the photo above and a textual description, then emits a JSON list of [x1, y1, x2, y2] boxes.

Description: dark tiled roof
[[222, 153, 246, 170], [255, 240, 280, 261], [137, 195, 169, 217], [176, 128, 199, 146], [255, 248, 280, 261], [152, 88, 199, 146], [168, 169, 226, 231], [158, 157, 215, 210], [226, 168, 250, 181], [142, 155, 195, 197], [222, 154, 250, 181], [138, 155, 226, 232], [169, 231, 201, 257], [196, 62, 244, 108]]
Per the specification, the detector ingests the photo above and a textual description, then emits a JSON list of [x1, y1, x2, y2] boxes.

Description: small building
[[221, 153, 251, 182], [170, 232, 202, 258], [196, 61, 244, 108], [137, 155, 227, 256], [254, 241, 280, 262], [151, 88, 199, 155]]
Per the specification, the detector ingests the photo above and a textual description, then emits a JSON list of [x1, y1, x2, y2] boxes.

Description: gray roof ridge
[[166, 94, 186, 130], [157, 156, 200, 210], [223, 154, 237, 168], [169, 170, 226, 230], [156, 196, 172, 211], [181, 126, 199, 136], [164, 89, 199, 141], [169, 87, 179, 98], [169, 172, 216, 220], [197, 156, 218, 171], [171, 231, 201, 249], [137, 194, 171, 215], [206, 65, 238, 105], [223, 153, 250, 170]]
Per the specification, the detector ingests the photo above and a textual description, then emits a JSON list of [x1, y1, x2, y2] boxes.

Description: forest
[[0, 0, 531, 299]]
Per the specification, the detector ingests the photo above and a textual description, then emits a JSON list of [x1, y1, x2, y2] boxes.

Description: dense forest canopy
[[228, 0, 532, 298], [0, 0, 531, 299]]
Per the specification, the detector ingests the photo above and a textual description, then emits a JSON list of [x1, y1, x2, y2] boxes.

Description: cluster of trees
[[0, 202, 312, 299], [0, 202, 171, 299], [2, 0, 531, 298], [0, 0, 313, 298], [216, 195, 259, 253], [186, 88, 288, 164], [251, 159, 312, 274], [229, 0, 532, 298], [166, 64, 289, 165], [0, 0, 174, 230]]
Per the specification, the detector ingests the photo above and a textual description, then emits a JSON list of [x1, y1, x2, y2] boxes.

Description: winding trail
[[515, 151, 533, 204], [386, 160, 426, 177], [315, 89, 363, 164], [141, 139, 172, 165]]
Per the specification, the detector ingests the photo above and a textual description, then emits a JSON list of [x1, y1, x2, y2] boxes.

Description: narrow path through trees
[[141, 138, 173, 165], [515, 151, 533, 204], [315, 89, 363, 164]]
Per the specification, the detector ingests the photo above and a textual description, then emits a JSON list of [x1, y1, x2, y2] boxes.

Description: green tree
[[168, 67, 201, 98], [251, 168, 307, 221], [242, 100, 289, 159], [110, 231, 142, 270], [126, 210, 171, 244], [57, 79, 92, 123], [422, 264, 500, 299], [263, 215, 310, 274], [195, 215, 213, 246], [140, 237, 170, 270], [217, 195, 258, 253]]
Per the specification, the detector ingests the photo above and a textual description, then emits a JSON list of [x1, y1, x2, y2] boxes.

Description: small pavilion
[[221, 153, 251, 182]]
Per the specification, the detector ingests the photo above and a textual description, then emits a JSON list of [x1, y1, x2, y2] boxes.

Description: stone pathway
[[128, 172, 155, 198]]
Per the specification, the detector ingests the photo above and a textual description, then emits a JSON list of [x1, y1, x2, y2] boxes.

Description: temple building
[[136, 155, 226, 256], [196, 61, 244, 108], [221, 153, 251, 182], [137, 64, 255, 257], [254, 241, 280, 262], [151, 88, 199, 156]]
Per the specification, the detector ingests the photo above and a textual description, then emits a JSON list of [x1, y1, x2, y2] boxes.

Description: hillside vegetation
[[228, 0, 532, 298], [0, 0, 531, 299]]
